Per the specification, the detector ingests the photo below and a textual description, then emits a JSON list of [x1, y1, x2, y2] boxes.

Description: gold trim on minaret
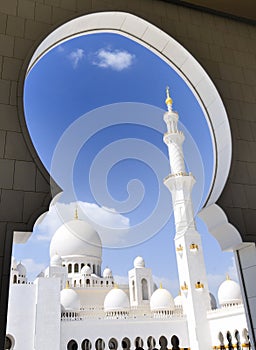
[[195, 281, 204, 289], [181, 282, 188, 291], [190, 243, 198, 251], [165, 86, 173, 107], [176, 244, 183, 252]]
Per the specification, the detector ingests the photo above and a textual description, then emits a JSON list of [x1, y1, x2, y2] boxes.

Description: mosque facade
[[6, 92, 250, 350]]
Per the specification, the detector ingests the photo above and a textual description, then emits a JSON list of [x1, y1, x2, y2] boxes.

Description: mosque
[[6, 91, 250, 350]]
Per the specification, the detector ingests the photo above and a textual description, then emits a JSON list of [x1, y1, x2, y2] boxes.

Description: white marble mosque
[[6, 90, 250, 350]]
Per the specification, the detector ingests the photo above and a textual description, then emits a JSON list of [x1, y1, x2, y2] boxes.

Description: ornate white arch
[[26, 11, 239, 250]]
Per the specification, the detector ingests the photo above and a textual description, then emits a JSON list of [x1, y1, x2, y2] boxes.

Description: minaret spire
[[162, 88, 211, 350], [165, 86, 173, 111]]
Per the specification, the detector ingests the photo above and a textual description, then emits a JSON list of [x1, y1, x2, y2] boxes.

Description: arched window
[[5, 335, 14, 350], [234, 330, 241, 350], [122, 338, 131, 350], [141, 279, 148, 300], [74, 263, 79, 273], [171, 335, 180, 350], [159, 336, 168, 350], [86, 279, 90, 286], [67, 339, 78, 350], [82, 339, 92, 350], [147, 336, 156, 350], [93, 264, 96, 273], [74, 280, 76, 287], [95, 338, 105, 350], [68, 264, 72, 273], [108, 338, 118, 350], [81, 263, 85, 269], [13, 275, 17, 284], [242, 328, 250, 348], [226, 331, 234, 350], [132, 280, 135, 301], [218, 332, 225, 349], [135, 337, 143, 350]]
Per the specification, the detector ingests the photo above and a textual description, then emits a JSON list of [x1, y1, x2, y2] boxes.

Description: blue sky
[[14, 32, 236, 298]]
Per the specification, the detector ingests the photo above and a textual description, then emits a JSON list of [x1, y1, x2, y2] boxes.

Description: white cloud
[[93, 49, 135, 71], [34, 201, 130, 247], [68, 48, 84, 68], [57, 45, 64, 53]]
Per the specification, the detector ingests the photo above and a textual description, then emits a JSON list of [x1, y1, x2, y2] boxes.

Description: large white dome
[[49, 219, 102, 259], [104, 288, 130, 311], [150, 287, 175, 311], [218, 278, 242, 307], [60, 288, 80, 311]]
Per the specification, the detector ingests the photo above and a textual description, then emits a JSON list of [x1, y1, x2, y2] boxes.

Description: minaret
[[163, 87, 212, 350]]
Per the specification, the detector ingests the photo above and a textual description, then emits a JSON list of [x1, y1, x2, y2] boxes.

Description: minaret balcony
[[163, 132, 185, 145], [164, 172, 195, 193]]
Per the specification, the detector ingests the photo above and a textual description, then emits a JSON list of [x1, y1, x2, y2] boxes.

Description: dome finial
[[74, 205, 78, 220], [165, 86, 173, 110], [65, 280, 70, 289], [226, 273, 230, 280], [160, 282, 163, 289]]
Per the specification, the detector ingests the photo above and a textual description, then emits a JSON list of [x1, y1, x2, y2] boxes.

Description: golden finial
[[114, 283, 118, 289], [160, 282, 163, 289], [65, 280, 70, 289], [74, 206, 78, 220], [165, 86, 173, 107], [226, 274, 230, 280]]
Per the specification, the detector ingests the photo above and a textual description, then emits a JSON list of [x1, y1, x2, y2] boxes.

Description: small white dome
[[11, 256, 17, 269], [103, 267, 112, 278], [218, 278, 242, 306], [81, 265, 92, 276], [150, 287, 175, 311], [49, 219, 102, 259], [17, 262, 26, 276], [134, 256, 145, 268], [174, 294, 183, 308], [60, 288, 80, 311], [104, 288, 130, 311], [50, 254, 62, 267]]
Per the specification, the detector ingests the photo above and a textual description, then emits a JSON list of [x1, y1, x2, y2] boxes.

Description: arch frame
[[24, 10, 237, 252]]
